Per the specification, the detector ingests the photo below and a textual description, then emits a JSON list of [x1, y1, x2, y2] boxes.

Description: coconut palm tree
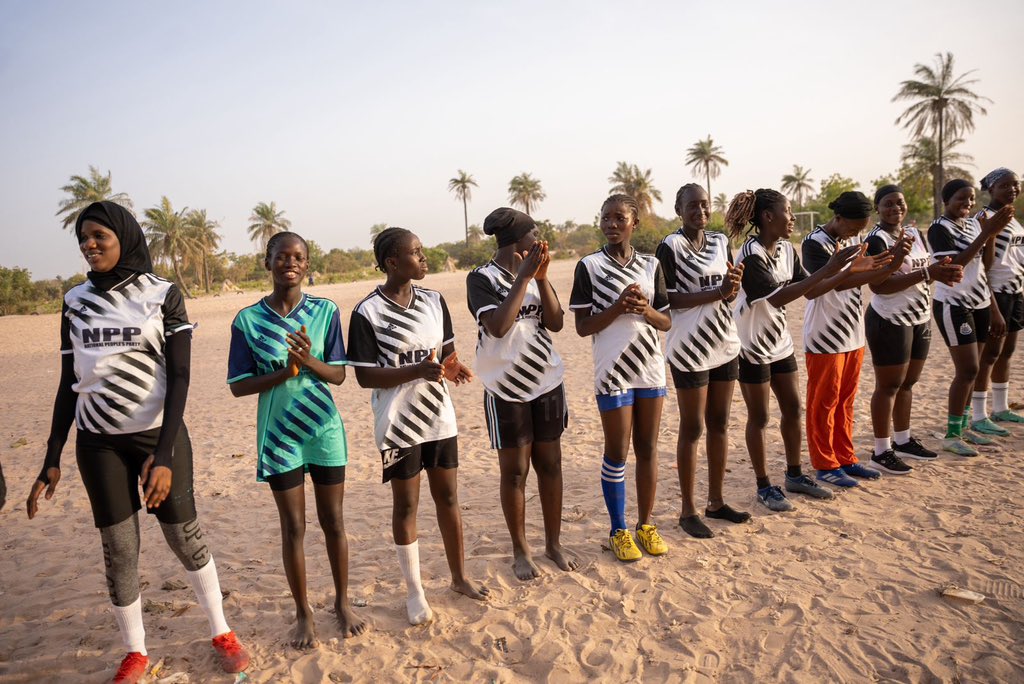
[[713, 193, 730, 215], [144, 197, 195, 298], [183, 209, 221, 293], [248, 201, 291, 252], [608, 162, 663, 221], [780, 165, 815, 208], [900, 135, 975, 211], [448, 170, 478, 245], [508, 173, 546, 215], [892, 52, 990, 216], [685, 135, 728, 199], [56, 166, 134, 230]]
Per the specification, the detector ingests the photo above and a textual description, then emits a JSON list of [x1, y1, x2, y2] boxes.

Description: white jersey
[[865, 225, 932, 326], [467, 261, 564, 402], [733, 237, 807, 364], [569, 248, 669, 395], [656, 230, 740, 372], [347, 286, 458, 450], [802, 226, 865, 354], [61, 273, 193, 435], [977, 208, 1024, 295], [928, 216, 991, 309]]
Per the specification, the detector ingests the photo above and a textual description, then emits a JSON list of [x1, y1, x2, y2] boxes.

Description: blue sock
[[601, 456, 627, 535]]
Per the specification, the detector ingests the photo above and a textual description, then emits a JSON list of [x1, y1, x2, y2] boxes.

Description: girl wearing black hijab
[[26, 202, 249, 683]]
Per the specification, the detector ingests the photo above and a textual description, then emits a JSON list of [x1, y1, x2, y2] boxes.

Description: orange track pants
[[805, 348, 864, 471]]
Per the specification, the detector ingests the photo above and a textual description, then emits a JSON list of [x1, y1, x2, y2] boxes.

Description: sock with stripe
[[946, 414, 963, 439], [992, 382, 1010, 414], [971, 391, 989, 422], [111, 596, 147, 655], [961, 406, 971, 431], [600, 456, 627, 536]]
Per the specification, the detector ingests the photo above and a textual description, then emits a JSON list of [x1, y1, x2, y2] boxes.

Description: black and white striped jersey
[[802, 226, 865, 354], [60, 273, 193, 434], [733, 237, 807, 365], [655, 230, 740, 372], [347, 286, 458, 450], [569, 248, 669, 395], [467, 261, 564, 402], [928, 216, 991, 309], [865, 225, 932, 326], [977, 208, 1024, 295]]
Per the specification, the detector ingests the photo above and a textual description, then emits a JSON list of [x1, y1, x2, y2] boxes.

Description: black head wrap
[[483, 207, 536, 248], [873, 184, 902, 207], [941, 179, 973, 204], [828, 191, 872, 219], [75, 201, 153, 291], [980, 167, 1017, 191]]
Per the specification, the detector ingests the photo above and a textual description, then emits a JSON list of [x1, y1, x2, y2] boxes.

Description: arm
[[353, 360, 441, 389], [285, 327, 346, 385], [533, 241, 563, 332], [932, 207, 1013, 267], [477, 241, 547, 338], [802, 243, 890, 299]]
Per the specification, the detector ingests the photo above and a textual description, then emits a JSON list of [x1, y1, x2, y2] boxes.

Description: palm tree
[[712, 193, 730, 215], [685, 135, 728, 199], [448, 170, 478, 245], [780, 165, 815, 208], [183, 209, 221, 293], [507, 173, 546, 215], [248, 201, 291, 252], [608, 162, 663, 221], [901, 135, 974, 210], [892, 52, 991, 216], [369, 223, 388, 240], [144, 197, 195, 298], [56, 166, 133, 230]]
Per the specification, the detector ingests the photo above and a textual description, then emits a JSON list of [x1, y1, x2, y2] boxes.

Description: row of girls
[[26, 166, 1021, 680]]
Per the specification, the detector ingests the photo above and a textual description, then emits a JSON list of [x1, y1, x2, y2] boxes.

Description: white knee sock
[[992, 382, 1010, 413], [186, 557, 231, 638], [395, 541, 432, 625], [893, 429, 911, 445], [971, 391, 989, 422], [111, 596, 147, 655]]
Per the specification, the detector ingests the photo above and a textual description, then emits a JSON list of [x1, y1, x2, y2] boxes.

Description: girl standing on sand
[[348, 227, 488, 625], [863, 185, 962, 474], [570, 194, 672, 562], [28, 202, 249, 683], [725, 189, 862, 512], [227, 231, 364, 647], [927, 179, 1014, 456], [655, 184, 748, 538], [467, 207, 579, 580], [972, 169, 1024, 427]]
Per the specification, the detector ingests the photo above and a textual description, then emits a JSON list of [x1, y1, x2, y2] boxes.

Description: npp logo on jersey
[[81, 327, 144, 348]]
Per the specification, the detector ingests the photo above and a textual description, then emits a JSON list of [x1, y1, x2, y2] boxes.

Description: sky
[[2, 0, 1023, 279]]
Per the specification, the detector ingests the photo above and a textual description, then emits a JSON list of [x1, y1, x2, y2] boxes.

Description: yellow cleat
[[636, 524, 668, 556], [610, 529, 642, 562]]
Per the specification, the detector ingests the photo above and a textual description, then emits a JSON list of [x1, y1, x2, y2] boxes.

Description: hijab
[[74, 201, 153, 291]]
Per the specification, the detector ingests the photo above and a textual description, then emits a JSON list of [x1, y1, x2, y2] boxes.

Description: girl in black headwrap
[[26, 202, 250, 682]]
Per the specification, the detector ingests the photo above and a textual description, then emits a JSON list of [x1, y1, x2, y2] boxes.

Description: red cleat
[[111, 652, 149, 683], [212, 631, 250, 673]]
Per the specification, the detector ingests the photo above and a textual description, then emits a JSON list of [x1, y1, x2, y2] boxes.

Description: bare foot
[[512, 551, 542, 581], [291, 611, 317, 649], [334, 600, 367, 638], [451, 578, 490, 600], [545, 544, 579, 572]]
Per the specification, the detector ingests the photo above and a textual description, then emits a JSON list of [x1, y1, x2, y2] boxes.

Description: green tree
[[780, 165, 815, 208], [892, 52, 990, 216], [306, 239, 326, 273], [144, 197, 195, 298], [448, 170, 478, 245], [0, 267, 34, 315], [369, 223, 389, 241], [900, 135, 974, 216], [183, 209, 221, 293], [248, 201, 291, 252], [712, 192, 729, 215], [508, 173, 546, 215], [56, 166, 134, 231], [608, 162, 663, 222], [685, 135, 728, 199]]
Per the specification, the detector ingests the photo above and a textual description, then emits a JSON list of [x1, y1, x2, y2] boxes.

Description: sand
[[0, 259, 1022, 683]]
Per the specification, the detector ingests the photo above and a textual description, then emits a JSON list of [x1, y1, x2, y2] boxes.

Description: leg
[[870, 363, 909, 454], [101, 514, 147, 656], [598, 403, 633, 535], [631, 395, 664, 527], [311, 478, 366, 637], [893, 359, 926, 436], [531, 439, 579, 572], [390, 473, 432, 624], [675, 386, 713, 537], [805, 353, 843, 472], [831, 349, 864, 467], [992, 331, 1019, 385], [704, 379, 749, 523], [497, 446, 540, 580], [770, 371, 805, 470], [740, 381, 771, 482], [424, 466, 488, 600], [947, 344, 980, 420], [270, 482, 317, 648]]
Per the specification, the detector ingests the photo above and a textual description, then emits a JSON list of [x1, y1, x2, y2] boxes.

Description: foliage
[[248, 201, 291, 252], [423, 246, 449, 273], [56, 166, 134, 231], [448, 170, 478, 244], [780, 165, 815, 208], [508, 173, 546, 215], [685, 135, 728, 198], [306, 239, 326, 273], [608, 162, 663, 220], [144, 196, 196, 298], [799, 174, 860, 235], [0, 267, 34, 315]]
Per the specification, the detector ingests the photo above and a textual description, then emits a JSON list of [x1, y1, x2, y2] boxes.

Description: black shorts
[[738, 353, 799, 384], [865, 305, 931, 366], [381, 436, 458, 483], [995, 291, 1024, 333], [76, 426, 197, 529], [670, 357, 739, 390], [484, 384, 567, 449], [267, 463, 346, 492], [934, 301, 990, 347]]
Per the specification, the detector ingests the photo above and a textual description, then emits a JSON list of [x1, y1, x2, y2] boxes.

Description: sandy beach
[[1, 258, 1022, 683]]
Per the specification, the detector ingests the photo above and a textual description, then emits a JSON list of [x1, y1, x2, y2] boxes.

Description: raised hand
[[979, 205, 1015, 237], [616, 283, 647, 315], [534, 241, 552, 282], [26, 467, 60, 519], [441, 351, 474, 385], [849, 244, 893, 273], [824, 244, 863, 276], [418, 349, 444, 382], [927, 257, 963, 287], [286, 324, 308, 375], [516, 242, 546, 281], [718, 262, 744, 300]]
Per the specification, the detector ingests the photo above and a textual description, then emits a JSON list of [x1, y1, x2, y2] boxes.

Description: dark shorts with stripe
[[738, 353, 799, 384], [381, 437, 458, 483], [934, 301, 990, 347], [865, 305, 931, 366], [485, 384, 567, 449], [995, 291, 1024, 333], [670, 357, 739, 390], [77, 425, 197, 529]]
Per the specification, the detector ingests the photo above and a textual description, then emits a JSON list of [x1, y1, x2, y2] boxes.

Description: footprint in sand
[[579, 637, 616, 670], [696, 651, 720, 679]]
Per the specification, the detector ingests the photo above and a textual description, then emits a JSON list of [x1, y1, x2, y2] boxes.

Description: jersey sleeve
[[801, 239, 831, 275], [466, 271, 502, 321], [652, 261, 670, 311], [791, 248, 808, 283], [655, 242, 677, 292], [569, 260, 593, 310], [865, 235, 888, 257], [323, 302, 347, 366], [927, 222, 958, 258], [226, 316, 257, 383], [60, 302, 73, 354], [741, 253, 783, 303], [440, 295, 455, 345], [346, 307, 380, 368], [162, 284, 193, 337]]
